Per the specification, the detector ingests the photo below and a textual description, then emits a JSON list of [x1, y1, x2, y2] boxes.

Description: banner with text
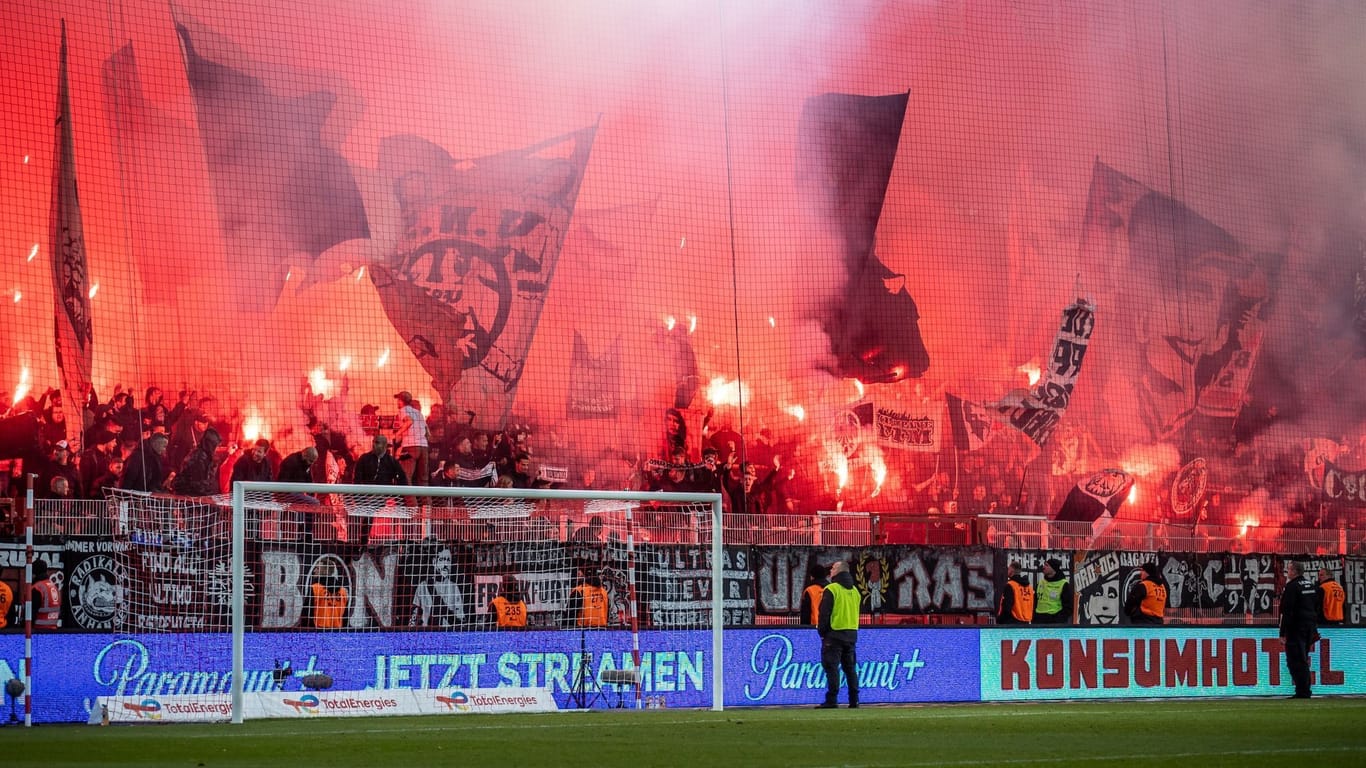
[[753, 546, 995, 618], [89, 687, 556, 723], [3, 626, 979, 723], [981, 627, 1366, 700]]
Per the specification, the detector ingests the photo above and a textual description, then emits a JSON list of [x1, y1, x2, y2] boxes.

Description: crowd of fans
[[0, 381, 823, 523], [0, 379, 1362, 541]]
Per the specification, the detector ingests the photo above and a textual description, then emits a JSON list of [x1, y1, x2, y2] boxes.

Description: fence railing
[[973, 514, 1352, 555], [4, 493, 875, 547], [4, 494, 1358, 553]]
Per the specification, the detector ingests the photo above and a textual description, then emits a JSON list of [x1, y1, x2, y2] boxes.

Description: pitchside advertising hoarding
[[979, 628, 1366, 700], [88, 688, 559, 723], [0, 627, 975, 722], [0, 628, 1360, 722], [727, 628, 979, 706]]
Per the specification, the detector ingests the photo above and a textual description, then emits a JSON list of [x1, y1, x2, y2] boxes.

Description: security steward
[[1033, 558, 1073, 624], [307, 562, 348, 629], [798, 563, 827, 627], [568, 572, 609, 628], [31, 559, 62, 630], [0, 578, 12, 629], [490, 578, 528, 629], [1123, 561, 1168, 625], [1280, 561, 1319, 699], [816, 560, 860, 709], [997, 562, 1034, 625], [1317, 568, 1345, 626]]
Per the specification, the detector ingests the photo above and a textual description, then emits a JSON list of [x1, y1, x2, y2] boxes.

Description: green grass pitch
[[5, 699, 1365, 767]]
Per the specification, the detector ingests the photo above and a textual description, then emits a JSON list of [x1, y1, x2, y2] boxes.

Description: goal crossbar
[[228, 481, 725, 722]]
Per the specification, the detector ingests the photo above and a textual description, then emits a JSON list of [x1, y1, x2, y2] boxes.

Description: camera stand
[[568, 628, 603, 709], [3, 678, 25, 726]]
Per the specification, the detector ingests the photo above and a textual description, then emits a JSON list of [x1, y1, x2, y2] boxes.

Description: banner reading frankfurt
[[50, 21, 94, 443], [373, 128, 595, 423]]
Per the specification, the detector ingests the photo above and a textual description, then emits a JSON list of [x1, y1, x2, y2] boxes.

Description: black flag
[[174, 18, 370, 312], [796, 92, 928, 383]]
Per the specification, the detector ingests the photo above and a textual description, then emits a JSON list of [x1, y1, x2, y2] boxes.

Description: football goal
[[100, 483, 725, 723]]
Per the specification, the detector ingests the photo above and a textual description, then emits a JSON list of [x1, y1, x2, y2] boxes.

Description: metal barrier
[[10, 492, 1360, 554], [29, 498, 118, 538], [868, 514, 974, 545], [812, 511, 874, 546], [975, 513, 1355, 555]]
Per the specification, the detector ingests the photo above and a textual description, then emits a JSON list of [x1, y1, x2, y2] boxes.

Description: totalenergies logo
[[123, 699, 162, 720], [283, 694, 321, 714], [435, 691, 470, 711]]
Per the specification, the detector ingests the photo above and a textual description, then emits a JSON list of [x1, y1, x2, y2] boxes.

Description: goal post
[[213, 481, 726, 723]]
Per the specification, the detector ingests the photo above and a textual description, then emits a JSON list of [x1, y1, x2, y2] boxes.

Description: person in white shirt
[[392, 391, 430, 485]]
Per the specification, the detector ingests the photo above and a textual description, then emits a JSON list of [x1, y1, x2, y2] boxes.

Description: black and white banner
[[1344, 556, 1366, 626], [62, 540, 128, 630], [994, 299, 1095, 446], [1321, 461, 1366, 507], [10, 538, 1363, 631], [1072, 550, 1157, 625], [637, 545, 755, 627], [875, 404, 941, 452], [754, 546, 994, 617], [1197, 553, 1278, 616]]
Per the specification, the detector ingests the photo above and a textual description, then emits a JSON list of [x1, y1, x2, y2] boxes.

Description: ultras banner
[[9, 541, 1364, 632], [753, 545, 995, 618]]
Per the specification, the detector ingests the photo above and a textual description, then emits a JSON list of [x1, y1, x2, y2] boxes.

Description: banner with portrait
[[1078, 161, 1279, 449], [1072, 550, 1159, 626]]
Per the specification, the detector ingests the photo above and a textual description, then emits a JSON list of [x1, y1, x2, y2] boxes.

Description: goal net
[[102, 484, 724, 723]]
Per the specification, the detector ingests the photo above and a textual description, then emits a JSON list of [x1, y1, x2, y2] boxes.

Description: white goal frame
[[229, 481, 725, 723]]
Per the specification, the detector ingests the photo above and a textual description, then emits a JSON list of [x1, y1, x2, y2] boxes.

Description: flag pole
[[1016, 453, 1030, 515], [952, 446, 960, 499]]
